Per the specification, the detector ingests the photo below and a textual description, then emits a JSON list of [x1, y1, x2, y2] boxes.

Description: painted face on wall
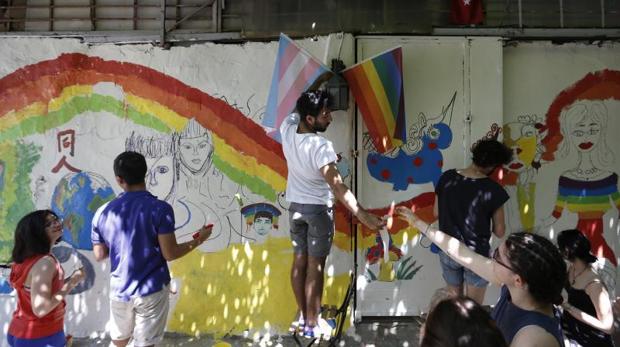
[[179, 135, 212, 173], [253, 216, 273, 236], [569, 113, 601, 153], [146, 155, 174, 200]]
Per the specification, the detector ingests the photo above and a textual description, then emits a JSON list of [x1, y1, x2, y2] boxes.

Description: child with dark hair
[[7, 210, 85, 347], [557, 229, 613, 347], [433, 139, 513, 304], [420, 296, 507, 347], [397, 207, 566, 347]]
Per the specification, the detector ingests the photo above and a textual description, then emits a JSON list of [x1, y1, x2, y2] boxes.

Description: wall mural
[[497, 69, 620, 294], [0, 52, 356, 338]]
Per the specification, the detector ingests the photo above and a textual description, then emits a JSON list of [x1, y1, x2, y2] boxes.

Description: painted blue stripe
[[558, 184, 617, 197]]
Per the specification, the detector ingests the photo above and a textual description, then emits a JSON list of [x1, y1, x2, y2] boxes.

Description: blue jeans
[[438, 250, 488, 287]]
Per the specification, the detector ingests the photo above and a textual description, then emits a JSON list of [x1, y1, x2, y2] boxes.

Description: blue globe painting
[[51, 172, 116, 250]]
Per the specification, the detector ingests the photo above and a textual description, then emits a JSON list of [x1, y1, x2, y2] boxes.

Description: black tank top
[[562, 283, 613, 347]]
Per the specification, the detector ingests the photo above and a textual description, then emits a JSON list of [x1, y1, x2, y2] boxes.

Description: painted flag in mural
[[263, 33, 332, 137], [343, 47, 406, 153], [450, 0, 484, 25]]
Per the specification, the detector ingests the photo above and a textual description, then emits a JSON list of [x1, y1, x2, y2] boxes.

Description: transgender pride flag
[[263, 33, 331, 134]]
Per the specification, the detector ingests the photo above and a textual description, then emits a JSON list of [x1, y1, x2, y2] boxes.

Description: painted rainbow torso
[[553, 173, 619, 265]]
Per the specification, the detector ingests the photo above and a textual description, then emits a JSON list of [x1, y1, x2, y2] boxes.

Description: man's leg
[[291, 252, 308, 319], [133, 287, 169, 347], [109, 299, 134, 347], [305, 255, 327, 327]]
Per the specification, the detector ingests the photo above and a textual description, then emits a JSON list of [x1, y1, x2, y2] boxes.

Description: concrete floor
[[73, 319, 422, 347]]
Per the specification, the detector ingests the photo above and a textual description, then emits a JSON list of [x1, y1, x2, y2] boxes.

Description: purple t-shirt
[[91, 190, 175, 301]]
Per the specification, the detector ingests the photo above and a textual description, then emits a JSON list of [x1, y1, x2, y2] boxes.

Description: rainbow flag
[[263, 33, 331, 134], [343, 47, 406, 153]]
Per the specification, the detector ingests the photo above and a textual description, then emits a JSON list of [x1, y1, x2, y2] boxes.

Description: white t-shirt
[[280, 113, 338, 205]]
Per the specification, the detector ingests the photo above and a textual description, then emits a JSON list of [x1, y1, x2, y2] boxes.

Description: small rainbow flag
[[343, 47, 406, 153], [263, 33, 331, 135]]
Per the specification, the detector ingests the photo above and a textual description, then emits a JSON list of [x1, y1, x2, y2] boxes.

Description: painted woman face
[[569, 113, 601, 153], [253, 216, 273, 236], [179, 135, 212, 173], [146, 155, 174, 200]]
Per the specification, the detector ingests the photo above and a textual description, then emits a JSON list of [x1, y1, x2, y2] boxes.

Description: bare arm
[[320, 162, 384, 231], [395, 206, 500, 285], [492, 206, 506, 238], [158, 225, 212, 261], [564, 281, 614, 334], [93, 243, 109, 262], [510, 325, 561, 347], [30, 256, 84, 318]]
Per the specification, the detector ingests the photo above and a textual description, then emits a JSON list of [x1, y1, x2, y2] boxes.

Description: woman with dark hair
[[7, 210, 84, 347], [396, 206, 566, 347], [420, 296, 507, 347], [557, 229, 613, 347]]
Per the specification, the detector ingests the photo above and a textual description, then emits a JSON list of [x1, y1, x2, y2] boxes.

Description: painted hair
[[471, 139, 513, 169], [420, 296, 507, 347], [113, 151, 147, 185], [558, 100, 613, 168], [11, 210, 58, 263], [254, 210, 273, 222], [180, 118, 210, 139], [296, 90, 333, 118], [503, 232, 567, 305], [125, 131, 175, 158], [557, 229, 598, 264]]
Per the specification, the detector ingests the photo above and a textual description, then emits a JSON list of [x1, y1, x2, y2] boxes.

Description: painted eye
[[157, 166, 169, 174], [572, 130, 585, 137], [182, 144, 192, 150], [199, 142, 209, 149], [429, 128, 440, 139]]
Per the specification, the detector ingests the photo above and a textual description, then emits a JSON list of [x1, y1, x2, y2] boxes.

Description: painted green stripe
[[212, 154, 277, 202], [0, 95, 172, 142]]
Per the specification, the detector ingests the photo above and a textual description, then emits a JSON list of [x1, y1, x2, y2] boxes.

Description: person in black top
[[557, 229, 614, 347], [434, 139, 512, 304]]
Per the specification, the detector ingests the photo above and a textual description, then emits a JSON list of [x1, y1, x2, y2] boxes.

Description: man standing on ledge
[[280, 90, 385, 338], [92, 151, 212, 347]]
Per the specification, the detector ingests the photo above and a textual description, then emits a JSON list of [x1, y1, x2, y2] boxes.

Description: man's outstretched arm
[[320, 162, 385, 231]]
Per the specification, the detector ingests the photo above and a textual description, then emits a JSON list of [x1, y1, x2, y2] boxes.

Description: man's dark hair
[[11, 210, 58, 263], [113, 151, 147, 185], [254, 210, 273, 222], [296, 90, 333, 118], [557, 229, 598, 264], [471, 139, 513, 169], [421, 296, 507, 347], [504, 232, 567, 305]]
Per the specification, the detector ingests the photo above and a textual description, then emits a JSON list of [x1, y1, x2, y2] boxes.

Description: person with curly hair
[[397, 206, 566, 346]]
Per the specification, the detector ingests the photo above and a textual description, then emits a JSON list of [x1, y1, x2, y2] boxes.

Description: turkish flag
[[450, 0, 484, 25]]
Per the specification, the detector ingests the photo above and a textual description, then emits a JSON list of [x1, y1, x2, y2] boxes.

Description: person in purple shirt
[[92, 151, 212, 347]]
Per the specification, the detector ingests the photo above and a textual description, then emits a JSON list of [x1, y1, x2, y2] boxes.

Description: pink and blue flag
[[263, 33, 331, 135]]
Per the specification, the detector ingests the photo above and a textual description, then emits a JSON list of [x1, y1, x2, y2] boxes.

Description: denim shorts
[[288, 202, 334, 257], [438, 250, 488, 287]]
